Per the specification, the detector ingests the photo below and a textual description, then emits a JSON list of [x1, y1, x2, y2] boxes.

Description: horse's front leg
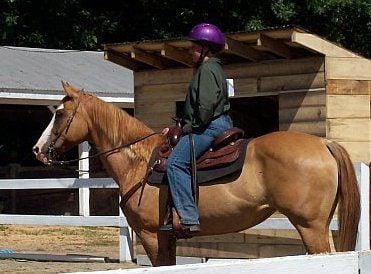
[[139, 230, 177, 266]]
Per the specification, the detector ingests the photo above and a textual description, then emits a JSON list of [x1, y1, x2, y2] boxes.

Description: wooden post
[[78, 142, 90, 217], [119, 195, 133, 262], [354, 162, 370, 251]]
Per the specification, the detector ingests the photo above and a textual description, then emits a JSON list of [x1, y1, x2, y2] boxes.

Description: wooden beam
[[257, 33, 294, 58], [104, 50, 140, 71], [327, 95, 370, 119], [130, 47, 167, 69], [325, 57, 371, 80], [327, 79, 370, 95], [225, 37, 264, 62], [327, 118, 370, 142], [161, 43, 193, 67], [291, 31, 358, 57]]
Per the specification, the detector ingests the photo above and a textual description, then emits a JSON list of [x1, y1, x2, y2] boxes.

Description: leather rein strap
[[121, 163, 157, 207], [49, 132, 158, 166], [121, 179, 146, 208], [189, 134, 198, 204]]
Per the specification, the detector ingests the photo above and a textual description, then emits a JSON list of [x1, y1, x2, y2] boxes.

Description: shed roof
[[104, 26, 361, 72], [0, 46, 134, 104]]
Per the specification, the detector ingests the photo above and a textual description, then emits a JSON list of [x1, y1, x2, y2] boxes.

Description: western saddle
[[153, 119, 245, 172]]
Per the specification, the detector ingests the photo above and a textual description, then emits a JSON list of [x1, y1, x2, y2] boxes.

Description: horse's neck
[[84, 99, 163, 191]]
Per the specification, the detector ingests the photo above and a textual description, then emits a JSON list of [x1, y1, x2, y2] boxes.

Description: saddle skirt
[[147, 126, 250, 185]]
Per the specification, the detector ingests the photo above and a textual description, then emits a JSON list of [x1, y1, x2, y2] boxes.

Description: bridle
[[47, 99, 80, 164], [47, 98, 158, 166], [48, 131, 158, 166], [45, 97, 160, 207]]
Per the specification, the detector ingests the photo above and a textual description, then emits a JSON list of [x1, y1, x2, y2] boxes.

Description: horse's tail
[[325, 139, 360, 251]]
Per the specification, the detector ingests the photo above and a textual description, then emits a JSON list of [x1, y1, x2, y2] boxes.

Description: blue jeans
[[166, 115, 233, 225]]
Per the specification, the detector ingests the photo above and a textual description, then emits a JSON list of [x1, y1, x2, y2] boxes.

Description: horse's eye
[[55, 110, 64, 117]]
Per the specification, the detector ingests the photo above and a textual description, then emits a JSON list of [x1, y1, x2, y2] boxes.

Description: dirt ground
[[0, 225, 140, 273]]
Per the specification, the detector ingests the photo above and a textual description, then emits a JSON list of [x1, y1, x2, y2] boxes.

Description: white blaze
[[34, 103, 64, 153]]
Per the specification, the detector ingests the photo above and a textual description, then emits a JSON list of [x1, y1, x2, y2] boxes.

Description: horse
[[32, 81, 360, 266]]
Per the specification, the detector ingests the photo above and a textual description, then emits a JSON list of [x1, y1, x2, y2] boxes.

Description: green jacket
[[183, 58, 230, 133]]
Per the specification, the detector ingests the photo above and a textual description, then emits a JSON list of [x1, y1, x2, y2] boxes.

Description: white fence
[[72, 251, 371, 274], [0, 162, 369, 262], [0, 177, 133, 261]]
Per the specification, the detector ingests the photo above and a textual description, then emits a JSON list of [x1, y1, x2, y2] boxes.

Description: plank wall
[[133, 56, 329, 259], [135, 56, 326, 134], [325, 56, 371, 164]]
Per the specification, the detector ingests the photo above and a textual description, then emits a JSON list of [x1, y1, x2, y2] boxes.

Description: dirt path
[[0, 225, 140, 273]]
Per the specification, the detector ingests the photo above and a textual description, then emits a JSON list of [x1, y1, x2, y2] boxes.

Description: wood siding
[[325, 56, 371, 164], [134, 56, 326, 134], [135, 230, 307, 259], [279, 90, 326, 136]]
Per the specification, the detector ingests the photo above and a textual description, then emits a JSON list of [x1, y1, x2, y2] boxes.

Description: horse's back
[[250, 131, 335, 165]]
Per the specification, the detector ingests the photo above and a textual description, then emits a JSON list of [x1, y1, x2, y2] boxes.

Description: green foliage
[[271, 0, 297, 22], [301, 0, 371, 57], [0, 0, 369, 57]]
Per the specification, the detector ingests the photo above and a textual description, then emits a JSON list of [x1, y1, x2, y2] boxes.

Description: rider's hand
[[161, 127, 169, 135]]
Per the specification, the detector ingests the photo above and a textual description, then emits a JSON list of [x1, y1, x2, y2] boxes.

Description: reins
[[48, 131, 160, 207], [48, 132, 158, 166], [46, 94, 161, 207]]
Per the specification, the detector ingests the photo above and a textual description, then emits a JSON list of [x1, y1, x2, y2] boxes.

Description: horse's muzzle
[[35, 152, 50, 165], [32, 146, 51, 165]]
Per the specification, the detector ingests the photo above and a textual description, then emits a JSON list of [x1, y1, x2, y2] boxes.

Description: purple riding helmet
[[187, 23, 225, 52]]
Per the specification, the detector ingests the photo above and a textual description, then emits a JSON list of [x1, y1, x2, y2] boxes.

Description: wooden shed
[[104, 26, 370, 259]]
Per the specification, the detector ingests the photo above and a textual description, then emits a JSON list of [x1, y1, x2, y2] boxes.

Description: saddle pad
[[147, 139, 250, 185]]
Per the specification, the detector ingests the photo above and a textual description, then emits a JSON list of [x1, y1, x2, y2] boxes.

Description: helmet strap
[[197, 45, 209, 67]]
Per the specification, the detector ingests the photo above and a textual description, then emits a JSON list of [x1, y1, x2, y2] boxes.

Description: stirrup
[[159, 223, 201, 233]]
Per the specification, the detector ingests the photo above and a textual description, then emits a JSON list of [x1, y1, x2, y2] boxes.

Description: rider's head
[[187, 23, 225, 64]]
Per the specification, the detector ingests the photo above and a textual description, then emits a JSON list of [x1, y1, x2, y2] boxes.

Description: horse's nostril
[[32, 146, 39, 154]]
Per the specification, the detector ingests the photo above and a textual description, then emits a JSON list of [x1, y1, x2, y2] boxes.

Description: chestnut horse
[[33, 82, 360, 266]]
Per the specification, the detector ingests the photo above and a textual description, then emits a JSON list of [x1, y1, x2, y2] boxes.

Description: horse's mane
[[80, 92, 156, 160]]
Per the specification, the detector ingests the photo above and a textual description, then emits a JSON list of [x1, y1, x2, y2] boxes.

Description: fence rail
[[80, 251, 371, 274], [0, 162, 369, 263], [0, 177, 133, 261]]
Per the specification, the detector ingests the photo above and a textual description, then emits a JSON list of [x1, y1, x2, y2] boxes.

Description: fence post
[[78, 142, 90, 216], [354, 162, 370, 251], [119, 196, 133, 262]]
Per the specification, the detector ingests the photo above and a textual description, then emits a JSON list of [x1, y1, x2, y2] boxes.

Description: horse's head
[[33, 81, 89, 165]]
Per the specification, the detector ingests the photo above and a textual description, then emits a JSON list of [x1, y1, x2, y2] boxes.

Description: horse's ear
[[61, 80, 79, 98]]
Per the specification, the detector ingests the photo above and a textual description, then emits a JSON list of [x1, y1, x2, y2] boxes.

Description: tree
[[0, 0, 369, 57]]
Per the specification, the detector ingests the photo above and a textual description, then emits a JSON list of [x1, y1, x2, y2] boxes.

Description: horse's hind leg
[[293, 220, 331, 254]]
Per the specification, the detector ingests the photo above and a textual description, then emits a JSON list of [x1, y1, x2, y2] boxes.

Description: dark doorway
[[0, 104, 78, 178], [176, 96, 278, 138], [229, 96, 279, 138], [0, 104, 52, 167], [0, 104, 133, 215]]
